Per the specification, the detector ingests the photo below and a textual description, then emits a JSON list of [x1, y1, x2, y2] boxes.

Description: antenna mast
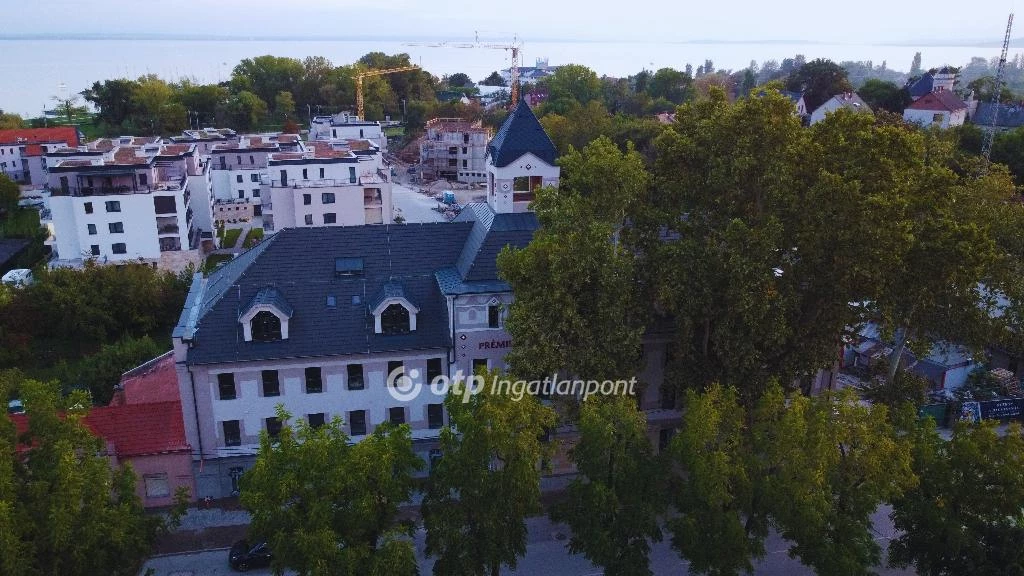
[[981, 13, 1014, 161]]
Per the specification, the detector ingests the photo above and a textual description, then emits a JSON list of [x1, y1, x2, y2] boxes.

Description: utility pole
[[981, 13, 1014, 162]]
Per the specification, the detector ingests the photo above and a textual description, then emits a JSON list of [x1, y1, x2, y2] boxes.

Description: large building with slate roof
[[485, 98, 560, 214], [171, 102, 559, 498]]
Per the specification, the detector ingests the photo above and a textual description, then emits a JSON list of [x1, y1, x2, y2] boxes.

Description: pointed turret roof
[[486, 98, 557, 168]]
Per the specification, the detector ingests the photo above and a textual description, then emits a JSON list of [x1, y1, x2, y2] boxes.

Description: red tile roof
[[0, 127, 80, 148], [111, 351, 179, 406], [10, 401, 190, 458], [907, 90, 967, 112]]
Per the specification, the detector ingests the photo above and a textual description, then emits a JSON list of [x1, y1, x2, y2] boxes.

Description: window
[[87, 223, 97, 235], [488, 304, 500, 328], [932, 113, 944, 123], [387, 361, 404, 385], [252, 189, 260, 197], [249, 155, 254, 164], [304, 214, 313, 226], [105, 200, 121, 212], [303, 193, 311, 205], [308, 413, 326, 428], [108, 222, 124, 234], [448, 146, 458, 154], [305, 367, 323, 393], [218, 373, 236, 400], [265, 417, 282, 438], [84, 201, 93, 214], [139, 173, 148, 186], [111, 243, 127, 254], [90, 244, 100, 256], [323, 213, 336, 224], [513, 176, 529, 192], [448, 158, 458, 167], [472, 359, 488, 374], [349, 410, 367, 435], [322, 192, 335, 204], [236, 174, 243, 183], [462, 159, 467, 168], [144, 474, 170, 498], [462, 146, 467, 154], [389, 406, 406, 425], [238, 190, 245, 199], [381, 304, 410, 335], [319, 167, 325, 178], [223, 420, 241, 446], [428, 404, 444, 429], [359, 129, 364, 138], [347, 364, 364, 390], [236, 155, 242, 164], [348, 167, 356, 183], [250, 173, 259, 182], [261, 370, 280, 396], [252, 311, 282, 341], [332, 129, 337, 138], [426, 358, 443, 384], [302, 168, 308, 179]]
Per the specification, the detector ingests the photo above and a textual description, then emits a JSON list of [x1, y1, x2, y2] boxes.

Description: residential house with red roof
[[902, 90, 968, 128], [0, 126, 82, 185]]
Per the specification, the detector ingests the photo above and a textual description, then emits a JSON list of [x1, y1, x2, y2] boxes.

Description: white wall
[[903, 108, 965, 129], [486, 152, 560, 214], [0, 145, 25, 181], [51, 193, 162, 262], [267, 158, 393, 229]]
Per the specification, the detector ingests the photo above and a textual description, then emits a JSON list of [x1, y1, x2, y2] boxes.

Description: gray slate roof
[[241, 286, 294, 319], [179, 204, 538, 365], [486, 98, 557, 168], [974, 103, 1024, 129]]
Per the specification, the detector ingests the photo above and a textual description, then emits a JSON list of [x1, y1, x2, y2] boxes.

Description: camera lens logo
[[387, 367, 422, 401]]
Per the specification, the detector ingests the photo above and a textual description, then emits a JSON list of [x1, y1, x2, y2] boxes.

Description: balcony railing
[[158, 224, 180, 235], [267, 178, 358, 188]]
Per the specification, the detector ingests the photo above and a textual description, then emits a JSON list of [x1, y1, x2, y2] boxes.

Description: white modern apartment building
[[310, 111, 387, 154], [262, 139, 393, 231], [45, 137, 213, 271], [208, 133, 302, 223], [419, 118, 490, 183], [0, 127, 83, 185]]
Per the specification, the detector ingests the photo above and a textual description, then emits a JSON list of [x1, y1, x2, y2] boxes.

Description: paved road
[[393, 183, 447, 224], [142, 508, 916, 576]]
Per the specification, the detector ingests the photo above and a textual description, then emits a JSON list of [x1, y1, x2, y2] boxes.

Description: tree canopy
[[785, 58, 854, 112]]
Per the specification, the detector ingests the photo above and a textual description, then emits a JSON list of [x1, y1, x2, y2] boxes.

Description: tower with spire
[[484, 98, 559, 214]]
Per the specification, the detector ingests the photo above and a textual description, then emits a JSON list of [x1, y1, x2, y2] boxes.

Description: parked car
[[229, 540, 272, 572]]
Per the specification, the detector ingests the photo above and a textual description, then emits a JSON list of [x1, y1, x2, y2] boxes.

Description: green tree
[[480, 71, 506, 86], [131, 75, 186, 133], [857, 79, 912, 113], [446, 72, 473, 88], [82, 79, 139, 128], [545, 64, 602, 111], [72, 335, 164, 404], [0, 174, 19, 212], [910, 52, 923, 76], [991, 126, 1024, 184], [553, 396, 663, 576], [890, 420, 1024, 575], [499, 137, 648, 381], [647, 67, 690, 104], [422, 371, 556, 576], [241, 407, 421, 575], [230, 55, 305, 110], [173, 80, 228, 128], [0, 377, 159, 575], [785, 58, 854, 111], [0, 111, 25, 130], [274, 90, 295, 120], [967, 76, 1015, 103], [222, 90, 268, 131]]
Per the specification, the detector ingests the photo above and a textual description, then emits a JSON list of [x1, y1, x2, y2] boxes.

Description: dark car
[[229, 540, 272, 572]]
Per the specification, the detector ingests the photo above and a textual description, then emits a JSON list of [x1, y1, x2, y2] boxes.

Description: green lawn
[[0, 209, 41, 239], [202, 253, 233, 274], [385, 126, 405, 137], [242, 227, 264, 249], [222, 228, 242, 247]]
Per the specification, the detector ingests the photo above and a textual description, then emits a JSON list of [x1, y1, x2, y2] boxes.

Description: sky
[[3, 0, 1018, 45]]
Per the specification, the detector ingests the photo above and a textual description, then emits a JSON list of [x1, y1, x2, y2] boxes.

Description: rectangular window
[[144, 474, 170, 498], [387, 361, 404, 385], [303, 193, 311, 205], [323, 213, 336, 224], [236, 174, 243, 183], [265, 417, 282, 438], [426, 358, 443, 383], [462, 146, 467, 154], [427, 403, 444, 429], [305, 367, 323, 394], [349, 167, 356, 183], [111, 243, 127, 254], [349, 410, 367, 435], [488, 304, 500, 328], [238, 190, 245, 199], [472, 358, 488, 374], [223, 420, 241, 446], [261, 370, 280, 397], [250, 173, 259, 182], [448, 158, 458, 167], [252, 189, 260, 197], [322, 192, 335, 204], [87, 223, 97, 235], [347, 364, 364, 390], [308, 412, 326, 428], [304, 214, 313, 225], [90, 244, 100, 256], [105, 200, 121, 212], [389, 406, 406, 425], [108, 222, 124, 234], [218, 373, 236, 400], [319, 167, 325, 178], [236, 155, 241, 164], [513, 176, 529, 192], [84, 201, 93, 214], [302, 168, 308, 180], [462, 159, 468, 168], [249, 155, 254, 164], [139, 173, 148, 186]]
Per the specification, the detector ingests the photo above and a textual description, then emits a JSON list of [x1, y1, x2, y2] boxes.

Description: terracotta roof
[[10, 400, 189, 458], [907, 90, 967, 112], [279, 134, 300, 143], [158, 144, 192, 157], [111, 351, 179, 406], [0, 127, 80, 148], [23, 144, 43, 156], [112, 146, 150, 165]]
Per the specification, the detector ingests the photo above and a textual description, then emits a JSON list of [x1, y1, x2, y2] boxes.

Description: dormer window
[[252, 311, 282, 342], [381, 304, 411, 335]]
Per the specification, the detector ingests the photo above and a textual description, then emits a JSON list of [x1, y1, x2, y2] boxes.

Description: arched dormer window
[[381, 304, 411, 335], [251, 311, 282, 341]]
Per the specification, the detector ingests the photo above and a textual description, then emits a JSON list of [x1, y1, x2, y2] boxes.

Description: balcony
[[267, 178, 357, 188], [157, 216, 179, 236], [364, 188, 383, 209]]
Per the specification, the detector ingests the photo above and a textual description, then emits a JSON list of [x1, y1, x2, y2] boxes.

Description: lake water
[[0, 38, 1008, 117]]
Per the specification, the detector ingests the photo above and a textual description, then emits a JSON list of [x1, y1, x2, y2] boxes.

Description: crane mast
[[355, 65, 420, 120], [982, 13, 1014, 161]]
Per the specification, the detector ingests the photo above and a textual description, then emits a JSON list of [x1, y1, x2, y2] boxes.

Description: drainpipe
[[187, 366, 204, 465]]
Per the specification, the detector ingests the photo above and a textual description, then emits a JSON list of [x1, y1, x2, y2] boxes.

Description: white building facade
[[310, 112, 387, 153]]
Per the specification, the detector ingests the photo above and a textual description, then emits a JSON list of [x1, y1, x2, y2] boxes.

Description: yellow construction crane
[[355, 65, 420, 119], [403, 37, 524, 106]]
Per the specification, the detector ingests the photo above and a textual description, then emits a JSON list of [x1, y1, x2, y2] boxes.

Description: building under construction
[[419, 118, 490, 183]]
